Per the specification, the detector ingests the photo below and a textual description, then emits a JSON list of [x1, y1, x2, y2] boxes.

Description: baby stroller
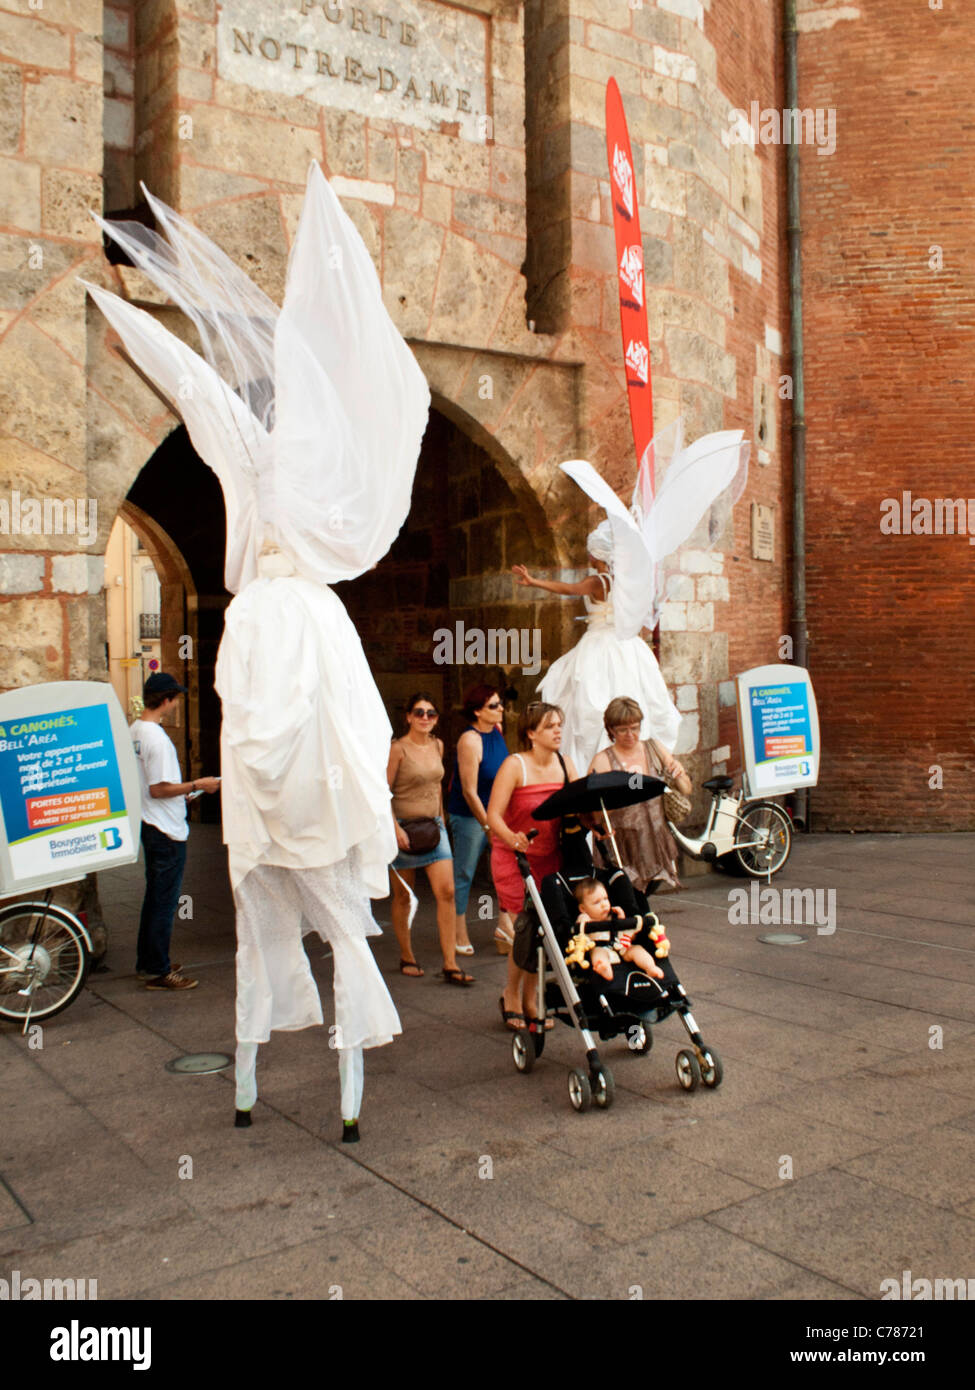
[[509, 772, 724, 1111]]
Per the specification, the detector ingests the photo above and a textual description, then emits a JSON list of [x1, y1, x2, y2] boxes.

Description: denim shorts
[[391, 816, 452, 871]]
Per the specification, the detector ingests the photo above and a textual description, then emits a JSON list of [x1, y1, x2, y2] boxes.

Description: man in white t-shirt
[[130, 673, 221, 990]]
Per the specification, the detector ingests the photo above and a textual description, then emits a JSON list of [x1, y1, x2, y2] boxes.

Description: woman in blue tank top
[[447, 683, 510, 954]]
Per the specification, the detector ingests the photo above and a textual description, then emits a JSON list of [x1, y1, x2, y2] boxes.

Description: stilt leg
[[338, 1045, 364, 1142], [235, 1039, 258, 1127]]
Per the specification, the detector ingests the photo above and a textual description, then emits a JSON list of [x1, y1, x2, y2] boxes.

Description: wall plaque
[[751, 502, 775, 561], [218, 0, 490, 142]]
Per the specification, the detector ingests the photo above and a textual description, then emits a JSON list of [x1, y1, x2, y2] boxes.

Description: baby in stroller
[[570, 876, 667, 983]]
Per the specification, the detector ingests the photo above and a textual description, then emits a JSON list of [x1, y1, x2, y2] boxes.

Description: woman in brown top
[[589, 695, 692, 892], [387, 692, 473, 985]]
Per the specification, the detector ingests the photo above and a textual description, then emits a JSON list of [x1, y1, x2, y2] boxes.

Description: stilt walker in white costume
[[515, 419, 750, 773], [84, 163, 430, 1142]]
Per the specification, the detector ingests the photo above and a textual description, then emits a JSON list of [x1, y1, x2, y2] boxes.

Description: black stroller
[[509, 772, 724, 1111]]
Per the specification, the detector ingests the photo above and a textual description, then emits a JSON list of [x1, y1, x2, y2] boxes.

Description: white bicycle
[[0, 890, 92, 1028], [667, 775, 792, 878]]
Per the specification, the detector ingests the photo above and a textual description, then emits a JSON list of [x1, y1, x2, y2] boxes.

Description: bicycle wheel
[[733, 802, 792, 877], [0, 903, 89, 1023]]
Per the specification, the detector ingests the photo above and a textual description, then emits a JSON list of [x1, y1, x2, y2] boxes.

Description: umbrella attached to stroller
[[533, 770, 665, 869], [507, 772, 723, 1109]]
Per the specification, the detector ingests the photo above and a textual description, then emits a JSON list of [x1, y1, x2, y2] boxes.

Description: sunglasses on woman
[[411, 708, 437, 718]]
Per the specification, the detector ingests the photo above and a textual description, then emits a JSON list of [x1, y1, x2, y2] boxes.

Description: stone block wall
[[0, 0, 108, 689]]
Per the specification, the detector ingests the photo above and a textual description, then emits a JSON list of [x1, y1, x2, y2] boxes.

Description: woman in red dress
[[488, 703, 580, 1030]]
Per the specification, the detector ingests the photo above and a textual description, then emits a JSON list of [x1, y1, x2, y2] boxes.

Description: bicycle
[[667, 775, 792, 878], [0, 890, 92, 1030]]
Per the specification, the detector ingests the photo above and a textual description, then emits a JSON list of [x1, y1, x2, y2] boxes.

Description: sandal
[[441, 966, 474, 987], [493, 927, 514, 955], [398, 959, 424, 977], [525, 1013, 554, 1032], [498, 995, 526, 1031]]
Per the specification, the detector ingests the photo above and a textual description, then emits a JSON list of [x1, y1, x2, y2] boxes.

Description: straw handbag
[[652, 741, 692, 824]]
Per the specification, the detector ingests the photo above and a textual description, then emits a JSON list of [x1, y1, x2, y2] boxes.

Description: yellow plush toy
[[564, 931, 599, 969], [646, 913, 670, 959]]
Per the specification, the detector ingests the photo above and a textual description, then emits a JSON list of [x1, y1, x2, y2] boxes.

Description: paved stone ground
[[2, 828, 974, 1301]]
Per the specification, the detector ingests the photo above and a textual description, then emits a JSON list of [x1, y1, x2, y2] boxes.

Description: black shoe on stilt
[[341, 1120, 360, 1143], [234, 1109, 252, 1128]]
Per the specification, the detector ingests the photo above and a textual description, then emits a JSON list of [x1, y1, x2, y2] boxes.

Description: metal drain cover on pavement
[[757, 932, 808, 946], [165, 1052, 232, 1075]]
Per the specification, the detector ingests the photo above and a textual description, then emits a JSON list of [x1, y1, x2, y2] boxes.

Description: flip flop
[[398, 959, 424, 977], [498, 995, 526, 1031], [525, 1013, 554, 1032], [441, 967, 474, 986]]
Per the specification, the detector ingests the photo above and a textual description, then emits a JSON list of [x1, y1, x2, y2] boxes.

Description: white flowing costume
[[84, 163, 430, 1125], [539, 567, 682, 773], [545, 422, 750, 772]]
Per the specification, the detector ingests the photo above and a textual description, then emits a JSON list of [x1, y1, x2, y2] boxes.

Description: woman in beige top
[[387, 691, 473, 985]]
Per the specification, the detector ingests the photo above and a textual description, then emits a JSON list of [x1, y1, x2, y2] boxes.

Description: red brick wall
[[797, 2, 975, 829]]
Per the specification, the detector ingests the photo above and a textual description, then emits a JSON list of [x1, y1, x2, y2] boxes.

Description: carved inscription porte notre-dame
[[218, 0, 490, 141]]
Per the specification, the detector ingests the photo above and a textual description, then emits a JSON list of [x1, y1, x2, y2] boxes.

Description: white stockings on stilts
[[235, 1039, 363, 1123], [231, 857, 400, 1132]]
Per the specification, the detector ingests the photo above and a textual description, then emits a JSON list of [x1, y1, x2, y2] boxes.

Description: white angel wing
[[648, 429, 750, 558], [82, 282, 267, 593], [92, 194, 278, 435], [270, 162, 430, 584], [560, 459, 654, 640]]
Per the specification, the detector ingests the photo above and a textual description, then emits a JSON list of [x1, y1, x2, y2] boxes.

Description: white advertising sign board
[[0, 682, 142, 896], [736, 664, 820, 798]]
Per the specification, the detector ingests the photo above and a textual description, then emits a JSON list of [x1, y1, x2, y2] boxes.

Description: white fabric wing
[[271, 164, 429, 584], [646, 429, 750, 559], [92, 192, 278, 437], [82, 282, 267, 594]]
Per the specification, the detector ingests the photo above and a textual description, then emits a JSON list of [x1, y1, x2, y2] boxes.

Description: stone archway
[[119, 427, 229, 814], [110, 499, 198, 780], [341, 404, 567, 761]]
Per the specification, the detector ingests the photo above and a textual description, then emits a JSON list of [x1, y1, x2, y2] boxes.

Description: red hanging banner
[[605, 77, 654, 498]]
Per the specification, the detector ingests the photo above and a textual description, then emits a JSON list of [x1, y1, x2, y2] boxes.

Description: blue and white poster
[[0, 682, 141, 894], [736, 665, 820, 797]]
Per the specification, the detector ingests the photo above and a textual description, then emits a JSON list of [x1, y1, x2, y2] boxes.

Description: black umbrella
[[532, 772, 666, 871]]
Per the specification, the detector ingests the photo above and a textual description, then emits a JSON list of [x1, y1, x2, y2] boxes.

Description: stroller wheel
[[568, 1068, 592, 1112], [626, 1020, 654, 1055], [592, 1067, 615, 1109], [512, 1031, 535, 1074], [700, 1046, 724, 1088], [675, 1048, 702, 1092]]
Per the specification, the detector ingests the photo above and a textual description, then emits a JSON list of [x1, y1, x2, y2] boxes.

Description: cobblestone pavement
[[2, 828, 973, 1301]]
